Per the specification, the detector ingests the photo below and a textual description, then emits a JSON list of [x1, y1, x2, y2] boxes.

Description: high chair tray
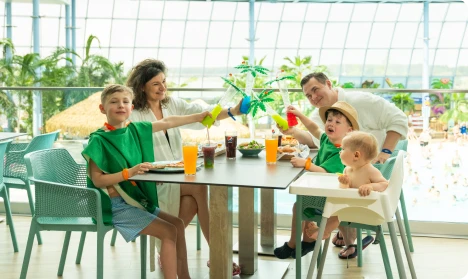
[[289, 172, 380, 200]]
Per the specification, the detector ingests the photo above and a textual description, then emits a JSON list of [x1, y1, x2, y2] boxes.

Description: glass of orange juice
[[183, 142, 198, 176], [265, 135, 278, 165]]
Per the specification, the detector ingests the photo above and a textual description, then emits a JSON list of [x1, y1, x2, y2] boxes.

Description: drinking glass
[[225, 130, 238, 160], [202, 144, 217, 168], [265, 135, 278, 165], [183, 142, 198, 175]]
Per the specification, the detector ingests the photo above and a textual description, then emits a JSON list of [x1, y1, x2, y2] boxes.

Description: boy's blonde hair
[[101, 84, 134, 104], [342, 131, 378, 161]]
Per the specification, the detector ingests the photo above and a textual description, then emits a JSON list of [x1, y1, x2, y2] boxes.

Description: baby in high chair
[[305, 131, 389, 258]]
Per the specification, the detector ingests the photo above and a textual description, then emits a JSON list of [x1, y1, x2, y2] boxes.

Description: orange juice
[[265, 138, 278, 165], [183, 145, 198, 175]]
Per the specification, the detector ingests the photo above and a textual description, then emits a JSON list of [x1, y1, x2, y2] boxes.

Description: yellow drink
[[265, 138, 278, 165], [201, 104, 223, 128], [272, 114, 289, 130], [183, 145, 198, 175]]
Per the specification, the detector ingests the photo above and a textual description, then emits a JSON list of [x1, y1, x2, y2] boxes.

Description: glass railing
[[2, 87, 468, 223]]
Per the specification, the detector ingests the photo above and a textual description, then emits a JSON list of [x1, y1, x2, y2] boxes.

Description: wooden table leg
[[239, 187, 258, 275], [209, 185, 233, 279], [260, 189, 276, 247]]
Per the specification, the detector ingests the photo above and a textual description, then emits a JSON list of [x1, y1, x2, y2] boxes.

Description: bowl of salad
[[237, 140, 265, 156]]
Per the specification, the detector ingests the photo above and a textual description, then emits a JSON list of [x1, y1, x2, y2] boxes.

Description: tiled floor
[[1, 216, 468, 279]]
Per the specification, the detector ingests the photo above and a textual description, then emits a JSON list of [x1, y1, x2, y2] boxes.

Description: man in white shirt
[[279, 72, 408, 258]]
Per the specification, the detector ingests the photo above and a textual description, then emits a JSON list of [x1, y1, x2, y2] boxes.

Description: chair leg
[[366, 229, 372, 236], [357, 228, 363, 267], [2, 189, 18, 252], [295, 196, 303, 279], [399, 192, 414, 252], [306, 216, 328, 279], [58, 231, 72, 276], [97, 232, 105, 279], [20, 221, 37, 279], [317, 237, 331, 279], [388, 221, 407, 279], [140, 235, 147, 279], [76, 232, 87, 264], [25, 185, 42, 245], [110, 229, 118, 246], [196, 216, 201, 251], [377, 226, 393, 279], [395, 209, 417, 279]]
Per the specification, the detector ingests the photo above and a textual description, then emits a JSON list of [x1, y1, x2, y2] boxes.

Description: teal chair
[[295, 147, 409, 276], [0, 140, 18, 252], [3, 130, 59, 245], [21, 148, 147, 279]]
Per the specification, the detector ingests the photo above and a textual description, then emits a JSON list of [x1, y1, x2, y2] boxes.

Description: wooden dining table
[[131, 149, 314, 278]]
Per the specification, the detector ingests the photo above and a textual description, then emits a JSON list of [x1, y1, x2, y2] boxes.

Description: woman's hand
[[277, 124, 295, 135], [129, 162, 154, 178], [290, 157, 306, 168], [197, 111, 212, 122], [232, 98, 243, 115]]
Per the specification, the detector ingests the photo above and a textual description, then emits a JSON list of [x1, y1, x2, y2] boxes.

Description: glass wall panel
[[273, 49, 296, 70], [323, 23, 347, 48], [345, 23, 371, 48], [342, 49, 365, 76], [135, 21, 161, 48], [180, 49, 205, 75], [319, 49, 342, 76], [304, 4, 330, 22], [398, 3, 423, 22], [11, 3, 32, 16], [110, 20, 137, 48], [277, 22, 302, 48], [159, 21, 185, 47], [85, 19, 112, 46], [88, 0, 113, 18], [207, 22, 233, 48], [429, 3, 449, 21], [13, 17, 32, 47], [230, 22, 250, 48], [41, 18, 61, 47], [138, 1, 164, 19], [133, 48, 159, 65], [163, 2, 189, 20], [455, 49, 468, 76], [75, 19, 87, 48], [235, 3, 260, 21], [300, 23, 325, 48], [386, 49, 411, 75], [251, 49, 275, 69], [187, 2, 212, 20], [432, 49, 457, 76], [350, 4, 377, 21], [445, 3, 468, 21], [364, 49, 388, 76], [158, 49, 182, 73], [463, 30, 468, 48], [414, 22, 442, 49], [255, 22, 279, 48], [375, 4, 400, 22], [282, 3, 307, 22], [438, 23, 465, 48], [113, 0, 139, 19], [392, 22, 419, 48], [258, 3, 284, 21], [368, 23, 394, 48], [409, 48, 423, 76], [328, 4, 353, 22], [109, 48, 134, 69], [211, 3, 236, 21], [184, 22, 209, 48], [406, 77, 422, 89]]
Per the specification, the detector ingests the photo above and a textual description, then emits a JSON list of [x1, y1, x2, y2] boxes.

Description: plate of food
[[237, 140, 265, 156], [149, 161, 202, 173], [277, 143, 310, 160], [281, 136, 299, 146]]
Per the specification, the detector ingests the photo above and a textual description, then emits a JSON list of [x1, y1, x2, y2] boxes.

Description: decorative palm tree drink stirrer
[[264, 72, 297, 128]]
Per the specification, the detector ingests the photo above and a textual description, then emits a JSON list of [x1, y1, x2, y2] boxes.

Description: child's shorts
[[110, 196, 161, 242]]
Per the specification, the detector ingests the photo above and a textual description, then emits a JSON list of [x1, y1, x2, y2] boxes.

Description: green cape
[[82, 122, 158, 225]]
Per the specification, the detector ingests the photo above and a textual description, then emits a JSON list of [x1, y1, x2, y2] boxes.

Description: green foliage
[[391, 93, 415, 113], [341, 82, 355, 88], [248, 89, 275, 117]]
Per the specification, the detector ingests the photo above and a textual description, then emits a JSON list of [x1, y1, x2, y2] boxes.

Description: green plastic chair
[[21, 148, 147, 279], [0, 140, 18, 252], [3, 130, 59, 245]]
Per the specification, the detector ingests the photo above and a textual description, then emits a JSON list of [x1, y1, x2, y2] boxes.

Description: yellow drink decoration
[[265, 138, 278, 165], [201, 104, 222, 128], [183, 145, 198, 176], [272, 114, 289, 130]]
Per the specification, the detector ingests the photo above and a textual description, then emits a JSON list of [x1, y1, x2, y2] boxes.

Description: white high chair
[[290, 152, 416, 279]]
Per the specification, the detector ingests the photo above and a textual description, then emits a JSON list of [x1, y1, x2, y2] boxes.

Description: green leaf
[[262, 97, 274, 103], [259, 102, 266, 112]]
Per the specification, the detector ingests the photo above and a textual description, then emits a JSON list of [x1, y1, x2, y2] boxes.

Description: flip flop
[[332, 231, 345, 247], [338, 235, 374, 259], [207, 260, 241, 276]]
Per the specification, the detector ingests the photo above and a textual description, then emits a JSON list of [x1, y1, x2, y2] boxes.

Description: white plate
[[149, 160, 202, 173]]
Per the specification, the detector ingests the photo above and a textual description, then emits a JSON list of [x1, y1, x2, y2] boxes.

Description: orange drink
[[265, 138, 278, 165], [183, 143, 198, 176]]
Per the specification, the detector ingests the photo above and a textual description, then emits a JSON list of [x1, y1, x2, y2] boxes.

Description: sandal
[[206, 260, 241, 276], [338, 235, 374, 259], [332, 231, 345, 247]]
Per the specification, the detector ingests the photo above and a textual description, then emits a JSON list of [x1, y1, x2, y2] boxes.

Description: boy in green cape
[[82, 84, 209, 279]]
